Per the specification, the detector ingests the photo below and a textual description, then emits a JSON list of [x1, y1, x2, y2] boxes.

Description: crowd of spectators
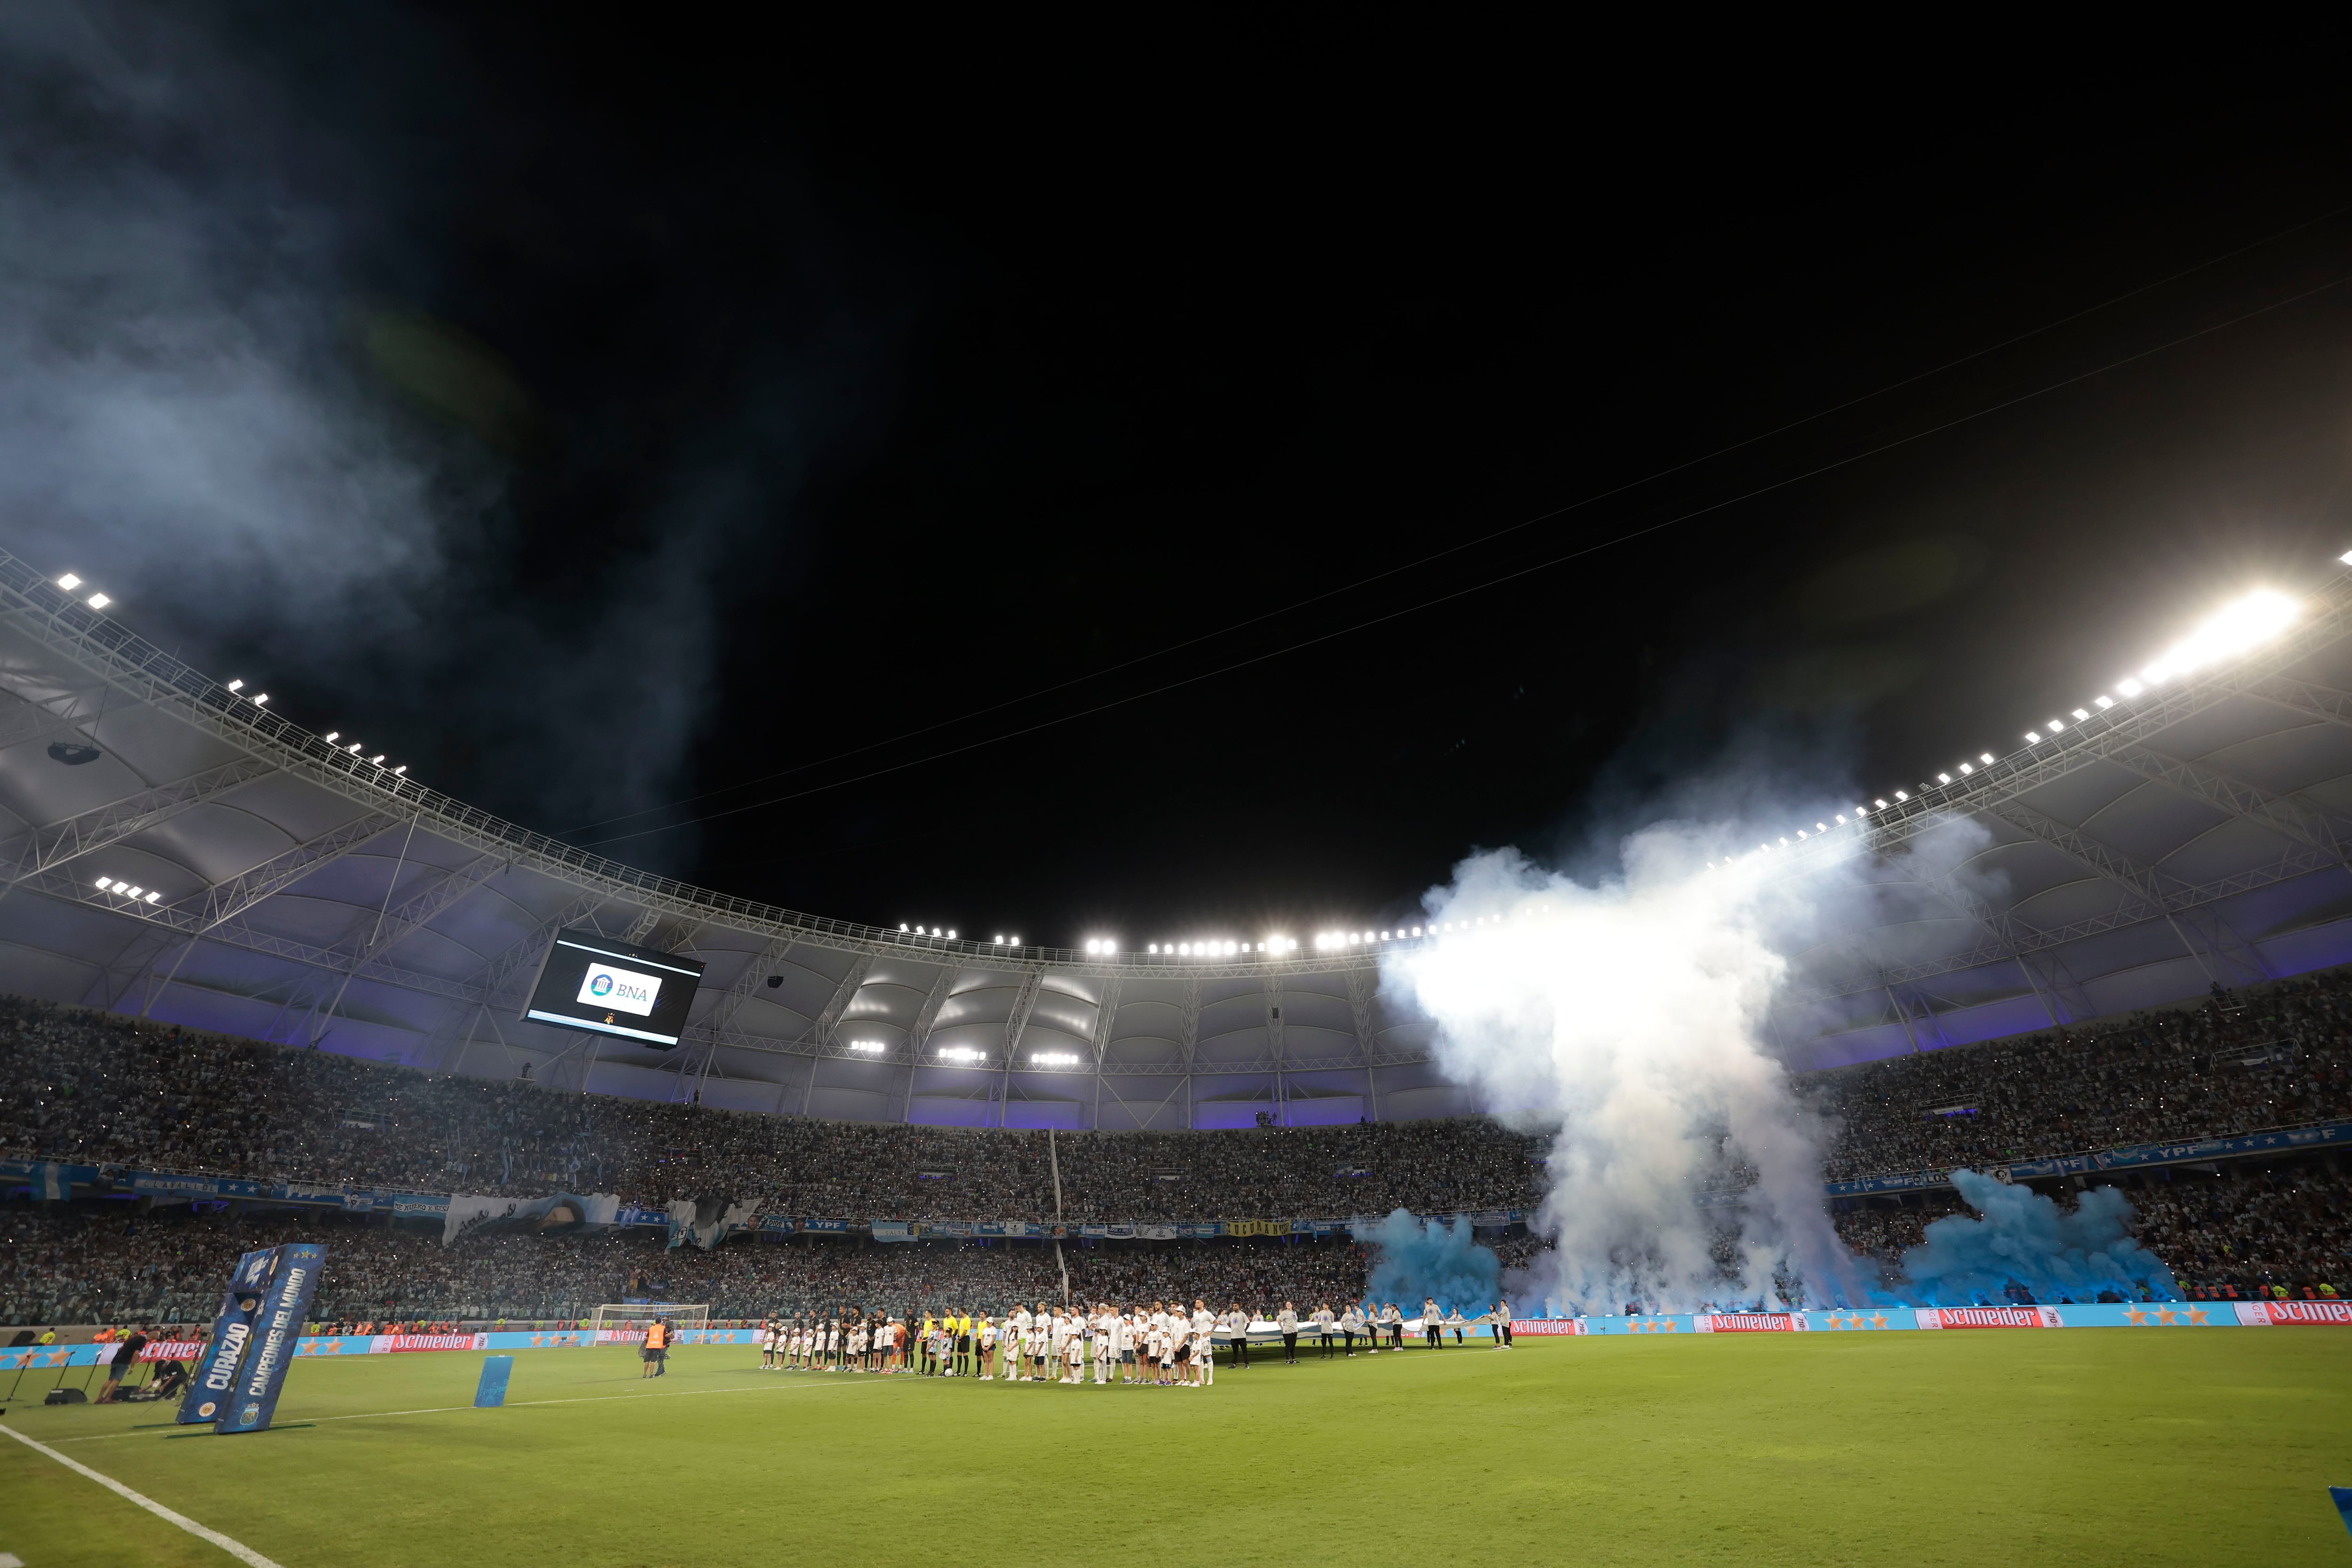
[[1808, 971, 2352, 1179], [1826, 1157, 2352, 1300], [6, 969, 2352, 1325], [0, 1201, 1378, 1327], [0, 995, 1544, 1220]]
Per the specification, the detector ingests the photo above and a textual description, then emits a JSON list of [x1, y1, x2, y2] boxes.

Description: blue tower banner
[[177, 1247, 282, 1425], [214, 1242, 328, 1435], [2331, 1487, 2352, 1538], [475, 1354, 515, 1407]]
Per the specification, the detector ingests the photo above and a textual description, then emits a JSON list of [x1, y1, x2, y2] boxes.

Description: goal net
[[589, 1303, 711, 1331]]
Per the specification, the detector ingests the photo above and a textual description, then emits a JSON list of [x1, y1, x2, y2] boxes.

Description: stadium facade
[[6, 544, 2352, 1126]]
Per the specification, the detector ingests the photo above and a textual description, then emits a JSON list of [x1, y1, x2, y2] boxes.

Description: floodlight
[[95, 874, 110, 887], [227, 678, 244, 692], [1979, 753, 1994, 764], [2117, 677, 2143, 696], [2046, 718, 2064, 732], [1936, 773, 1950, 784], [2340, 550, 2352, 565], [325, 731, 339, 742], [947, 930, 956, 939], [1179, 943, 1191, 955], [86, 593, 110, 609], [1874, 799, 1888, 808], [2093, 696, 2113, 709], [2072, 708, 2090, 720], [56, 573, 81, 591], [124, 886, 141, 898], [253, 694, 270, 707], [1148, 943, 1159, 954], [2141, 589, 2301, 685], [1778, 836, 1788, 846], [1958, 764, 1973, 775], [1816, 822, 1827, 831], [393, 765, 406, 775], [1835, 814, 1847, 824], [144, 891, 160, 904], [1796, 829, 1808, 839], [1032, 1051, 1081, 1067], [2024, 730, 2041, 742], [900, 923, 910, 931], [368, 753, 382, 764], [849, 1040, 884, 1053], [1893, 790, 1909, 801], [1411, 926, 1422, 936], [347, 742, 362, 753]]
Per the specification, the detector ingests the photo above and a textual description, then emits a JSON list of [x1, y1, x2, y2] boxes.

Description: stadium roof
[[5, 544, 2352, 1123]]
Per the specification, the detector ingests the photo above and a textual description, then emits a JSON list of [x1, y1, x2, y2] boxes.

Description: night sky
[[12, 10, 2352, 947]]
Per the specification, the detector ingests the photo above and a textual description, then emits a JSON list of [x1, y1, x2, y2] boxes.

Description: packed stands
[[0, 995, 1545, 1220], [0, 1203, 1376, 1327], [4, 965, 2351, 1326], [1808, 970, 2352, 1179]]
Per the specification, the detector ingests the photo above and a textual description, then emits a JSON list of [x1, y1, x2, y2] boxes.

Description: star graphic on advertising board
[[530, 1335, 546, 1347], [2187, 1306, 2208, 1325], [2155, 1307, 2179, 1326], [2125, 1307, 2147, 1326]]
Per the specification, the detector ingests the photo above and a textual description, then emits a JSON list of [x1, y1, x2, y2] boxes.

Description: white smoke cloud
[[1385, 828, 1882, 1315]]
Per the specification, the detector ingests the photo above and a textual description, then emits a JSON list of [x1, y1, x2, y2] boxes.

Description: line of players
[[756, 1296, 1515, 1385]]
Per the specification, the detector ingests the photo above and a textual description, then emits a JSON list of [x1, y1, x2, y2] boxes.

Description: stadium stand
[[4, 968, 2349, 1326]]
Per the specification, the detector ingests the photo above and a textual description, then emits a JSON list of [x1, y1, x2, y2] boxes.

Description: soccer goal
[[589, 1303, 711, 1331]]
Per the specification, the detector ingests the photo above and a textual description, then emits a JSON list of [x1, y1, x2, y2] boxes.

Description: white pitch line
[[0, 1421, 287, 1568], [51, 1373, 860, 1442]]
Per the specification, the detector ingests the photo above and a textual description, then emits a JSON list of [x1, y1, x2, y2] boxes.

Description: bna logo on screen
[[575, 962, 661, 1017]]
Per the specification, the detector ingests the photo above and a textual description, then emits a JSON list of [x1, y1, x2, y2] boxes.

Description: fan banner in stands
[[177, 1246, 282, 1425], [1136, 1224, 1179, 1240], [2233, 1299, 2352, 1325], [1103, 1222, 1136, 1238], [215, 1242, 328, 1434], [803, 1218, 850, 1234], [1914, 1306, 2064, 1329], [931, 1221, 974, 1237], [443, 1191, 622, 1245], [1693, 1313, 1809, 1332], [871, 1221, 915, 1242], [665, 1197, 755, 1250]]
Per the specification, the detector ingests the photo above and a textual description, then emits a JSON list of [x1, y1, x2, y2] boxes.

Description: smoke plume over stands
[[1353, 1209, 1501, 1316], [1899, 1169, 2176, 1307], [0, 4, 890, 859], [1387, 838, 1872, 1315]]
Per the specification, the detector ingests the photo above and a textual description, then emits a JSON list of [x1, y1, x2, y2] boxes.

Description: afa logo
[[242, 1402, 262, 1423], [239, 1296, 260, 1312], [197, 1400, 218, 1418], [590, 973, 614, 997]]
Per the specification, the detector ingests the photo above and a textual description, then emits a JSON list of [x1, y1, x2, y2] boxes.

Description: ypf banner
[[177, 1247, 281, 1425], [215, 1242, 328, 1435]]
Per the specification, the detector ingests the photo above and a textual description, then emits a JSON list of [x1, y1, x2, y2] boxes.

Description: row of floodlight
[[1710, 584, 2312, 870], [846, 1037, 1083, 1069], [95, 876, 163, 905], [56, 571, 413, 781]]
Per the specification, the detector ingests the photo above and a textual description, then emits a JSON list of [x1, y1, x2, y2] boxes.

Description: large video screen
[[521, 928, 706, 1049]]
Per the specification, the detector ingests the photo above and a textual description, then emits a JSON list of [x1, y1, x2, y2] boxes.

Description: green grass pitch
[[3, 1332, 2347, 1567]]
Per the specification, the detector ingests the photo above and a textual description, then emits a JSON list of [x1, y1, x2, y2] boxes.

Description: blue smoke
[[1353, 1209, 1502, 1315], [1895, 1170, 2177, 1306]]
